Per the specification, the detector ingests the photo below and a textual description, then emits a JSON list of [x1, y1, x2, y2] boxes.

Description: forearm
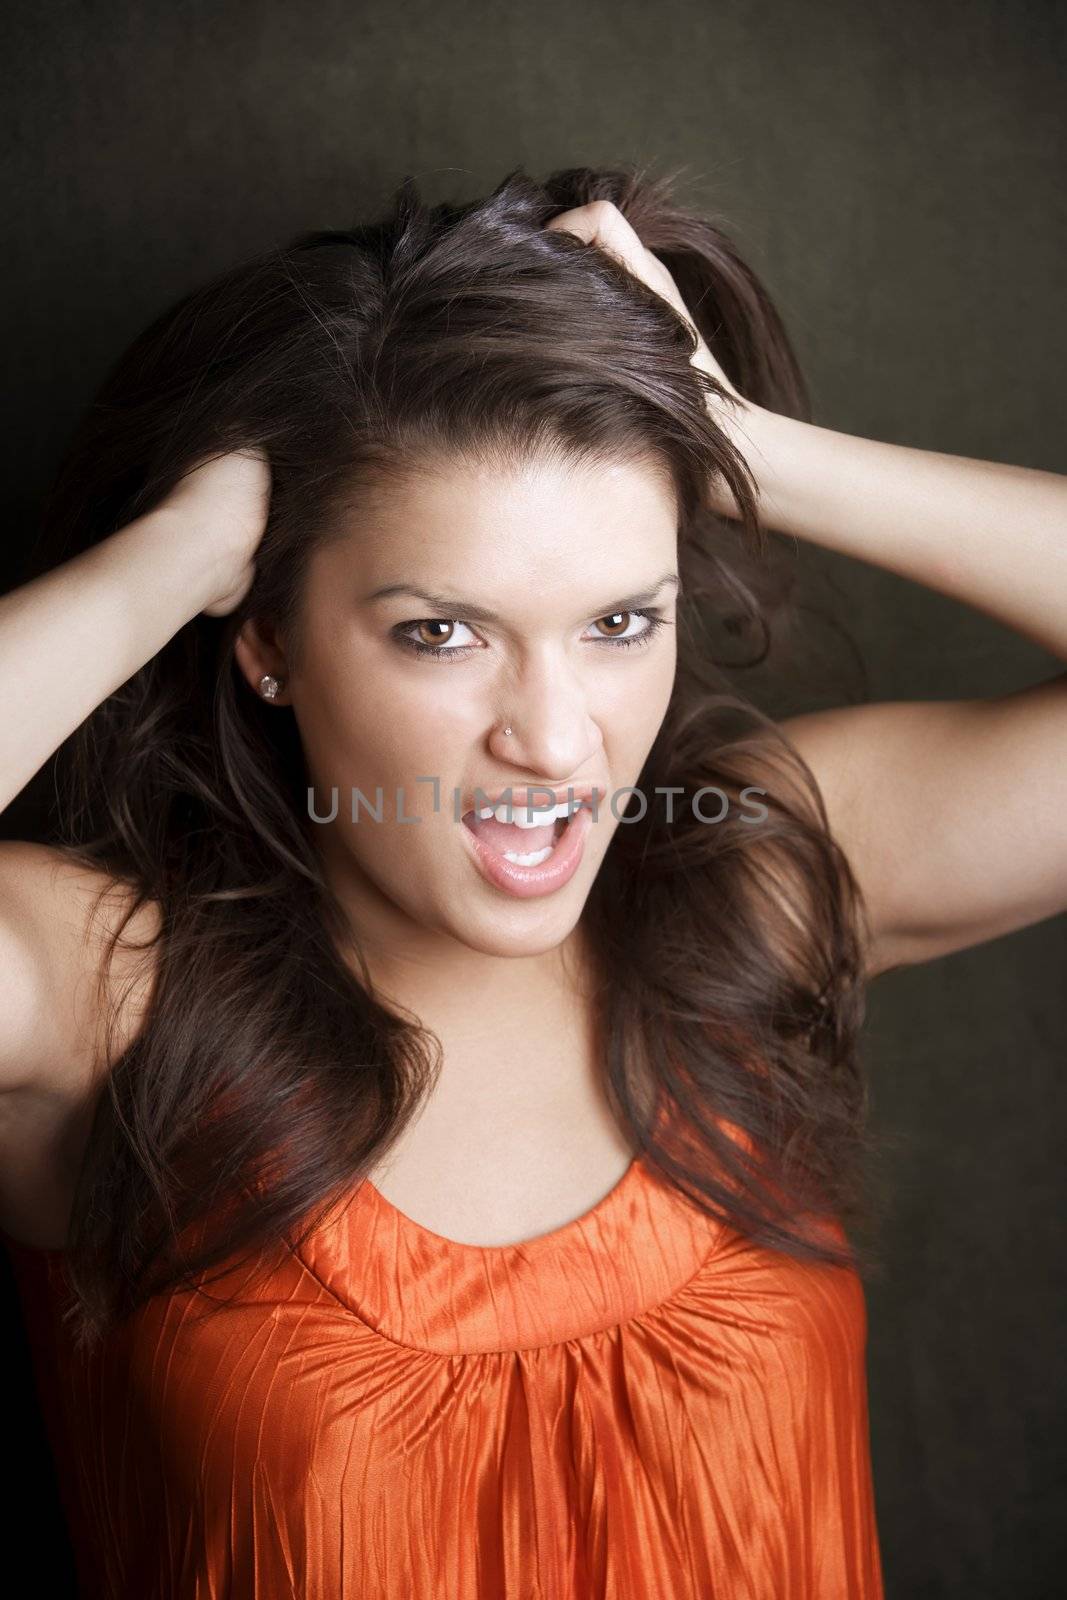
[[712, 401, 1067, 661], [0, 508, 225, 812]]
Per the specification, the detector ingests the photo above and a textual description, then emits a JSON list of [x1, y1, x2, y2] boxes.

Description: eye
[[585, 610, 669, 650], [392, 619, 483, 659], [391, 608, 671, 663]]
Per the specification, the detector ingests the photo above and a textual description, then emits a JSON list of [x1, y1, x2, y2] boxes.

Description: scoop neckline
[[307, 1140, 725, 1353], [358, 1150, 644, 1256]]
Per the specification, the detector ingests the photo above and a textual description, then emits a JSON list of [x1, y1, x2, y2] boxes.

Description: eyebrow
[[365, 573, 682, 622]]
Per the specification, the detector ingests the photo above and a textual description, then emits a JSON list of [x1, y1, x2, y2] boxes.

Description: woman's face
[[238, 449, 680, 964]]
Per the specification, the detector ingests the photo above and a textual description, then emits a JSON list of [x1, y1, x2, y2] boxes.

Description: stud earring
[[259, 674, 284, 701], [503, 726, 512, 737]]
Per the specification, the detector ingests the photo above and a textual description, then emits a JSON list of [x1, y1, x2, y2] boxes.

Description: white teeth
[[476, 799, 585, 828], [501, 845, 555, 866]]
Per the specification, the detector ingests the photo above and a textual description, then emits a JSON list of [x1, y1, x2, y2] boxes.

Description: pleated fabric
[[4, 1143, 884, 1599]]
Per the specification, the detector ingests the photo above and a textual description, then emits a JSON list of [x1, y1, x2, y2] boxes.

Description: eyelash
[[392, 609, 672, 663]]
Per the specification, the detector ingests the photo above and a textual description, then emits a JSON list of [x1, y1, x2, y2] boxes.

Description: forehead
[[339, 449, 679, 571]]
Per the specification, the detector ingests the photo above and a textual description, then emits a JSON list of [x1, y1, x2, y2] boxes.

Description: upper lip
[[463, 781, 606, 816]]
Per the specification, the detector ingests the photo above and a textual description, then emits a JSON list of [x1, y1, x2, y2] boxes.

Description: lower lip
[[459, 804, 594, 899]]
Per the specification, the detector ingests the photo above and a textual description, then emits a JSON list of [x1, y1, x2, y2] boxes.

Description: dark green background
[[2, 2, 1064, 1594]]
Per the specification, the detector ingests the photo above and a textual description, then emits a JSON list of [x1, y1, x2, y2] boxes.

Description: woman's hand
[[544, 200, 742, 408], [545, 199, 761, 519], [160, 448, 273, 617]]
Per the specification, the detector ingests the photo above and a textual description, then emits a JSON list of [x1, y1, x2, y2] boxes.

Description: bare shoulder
[[0, 838, 163, 1098], [0, 840, 163, 1248], [773, 683, 1067, 976]]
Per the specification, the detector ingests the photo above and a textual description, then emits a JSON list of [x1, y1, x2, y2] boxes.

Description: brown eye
[[393, 618, 482, 660], [584, 610, 670, 652], [593, 611, 632, 639], [415, 620, 456, 647]]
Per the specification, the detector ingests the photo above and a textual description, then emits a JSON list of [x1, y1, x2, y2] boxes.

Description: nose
[[487, 652, 602, 778]]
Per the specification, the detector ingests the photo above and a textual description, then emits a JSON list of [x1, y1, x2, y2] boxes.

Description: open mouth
[[461, 803, 580, 867]]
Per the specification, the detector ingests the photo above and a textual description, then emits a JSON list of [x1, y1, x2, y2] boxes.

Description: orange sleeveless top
[[4, 1149, 884, 1598]]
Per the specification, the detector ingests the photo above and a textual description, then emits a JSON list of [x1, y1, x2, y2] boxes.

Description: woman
[[0, 164, 1063, 1598]]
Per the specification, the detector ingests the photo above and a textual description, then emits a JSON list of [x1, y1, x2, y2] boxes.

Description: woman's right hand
[[160, 447, 273, 617]]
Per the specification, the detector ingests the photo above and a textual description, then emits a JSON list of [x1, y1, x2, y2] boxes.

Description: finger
[[545, 200, 643, 274], [546, 201, 691, 327], [544, 201, 733, 396]]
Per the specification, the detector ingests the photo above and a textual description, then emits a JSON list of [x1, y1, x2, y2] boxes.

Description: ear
[[233, 614, 291, 705]]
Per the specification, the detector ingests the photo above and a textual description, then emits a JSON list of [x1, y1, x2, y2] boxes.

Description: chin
[[439, 892, 588, 960]]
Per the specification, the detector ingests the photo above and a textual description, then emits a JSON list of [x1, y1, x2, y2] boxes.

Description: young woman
[[0, 164, 1063, 1599]]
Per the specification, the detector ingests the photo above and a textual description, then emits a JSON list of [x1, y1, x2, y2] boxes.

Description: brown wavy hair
[[28, 163, 883, 1347]]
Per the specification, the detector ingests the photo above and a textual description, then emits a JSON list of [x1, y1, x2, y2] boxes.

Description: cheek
[[294, 640, 438, 762], [600, 651, 676, 740], [298, 676, 479, 813]]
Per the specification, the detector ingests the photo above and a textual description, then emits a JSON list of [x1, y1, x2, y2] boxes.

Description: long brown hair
[[29, 163, 882, 1347]]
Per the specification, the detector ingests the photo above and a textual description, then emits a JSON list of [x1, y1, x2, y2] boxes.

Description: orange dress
[[4, 1147, 885, 1599]]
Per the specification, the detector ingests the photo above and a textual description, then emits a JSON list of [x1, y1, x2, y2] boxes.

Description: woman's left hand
[[544, 199, 742, 409]]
